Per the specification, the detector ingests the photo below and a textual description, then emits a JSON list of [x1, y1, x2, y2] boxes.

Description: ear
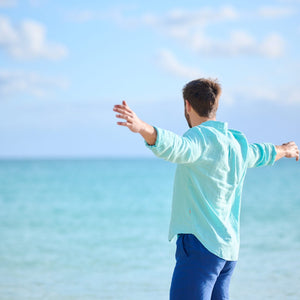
[[185, 100, 192, 112]]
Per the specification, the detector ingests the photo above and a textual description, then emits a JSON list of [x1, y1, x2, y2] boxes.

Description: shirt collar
[[200, 120, 228, 131]]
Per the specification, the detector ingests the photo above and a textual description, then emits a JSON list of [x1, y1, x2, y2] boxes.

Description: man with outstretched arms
[[113, 78, 299, 300]]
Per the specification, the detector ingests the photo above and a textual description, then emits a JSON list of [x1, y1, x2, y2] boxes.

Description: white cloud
[[229, 84, 300, 105], [260, 33, 285, 58], [258, 6, 296, 18], [0, 69, 69, 98], [68, 10, 97, 23], [69, 5, 289, 59], [132, 6, 284, 58], [145, 6, 238, 27], [0, 0, 16, 7], [0, 15, 67, 60], [28, 0, 47, 6], [157, 49, 202, 79], [67, 7, 133, 25], [154, 27, 285, 58], [197, 31, 284, 58], [141, 8, 286, 58], [68, 5, 239, 29]]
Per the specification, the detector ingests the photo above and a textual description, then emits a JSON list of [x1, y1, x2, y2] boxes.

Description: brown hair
[[182, 78, 222, 118]]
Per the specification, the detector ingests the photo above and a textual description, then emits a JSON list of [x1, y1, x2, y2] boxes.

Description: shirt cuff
[[144, 126, 160, 149], [269, 144, 277, 166]]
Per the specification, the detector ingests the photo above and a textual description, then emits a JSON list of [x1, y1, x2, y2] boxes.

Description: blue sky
[[0, 0, 299, 158]]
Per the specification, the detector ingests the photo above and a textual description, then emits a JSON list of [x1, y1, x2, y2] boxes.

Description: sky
[[0, 0, 299, 158]]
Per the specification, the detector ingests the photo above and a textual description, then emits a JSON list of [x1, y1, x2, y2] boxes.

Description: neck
[[191, 115, 216, 127]]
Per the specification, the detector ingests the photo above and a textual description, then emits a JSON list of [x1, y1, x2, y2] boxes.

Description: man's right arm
[[113, 101, 204, 164], [113, 100, 157, 145]]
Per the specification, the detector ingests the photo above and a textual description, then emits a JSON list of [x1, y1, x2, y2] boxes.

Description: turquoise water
[[0, 158, 299, 300]]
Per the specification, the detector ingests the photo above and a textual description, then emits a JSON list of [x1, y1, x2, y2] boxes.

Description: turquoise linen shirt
[[145, 120, 277, 261]]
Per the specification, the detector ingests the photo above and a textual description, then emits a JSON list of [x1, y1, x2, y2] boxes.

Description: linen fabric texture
[[145, 121, 276, 261]]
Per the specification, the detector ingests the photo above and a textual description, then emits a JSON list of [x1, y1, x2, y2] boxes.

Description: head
[[183, 78, 222, 127]]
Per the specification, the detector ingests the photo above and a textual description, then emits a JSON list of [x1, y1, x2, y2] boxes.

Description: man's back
[[146, 120, 276, 260]]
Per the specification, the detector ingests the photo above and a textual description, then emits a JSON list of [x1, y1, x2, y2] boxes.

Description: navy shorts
[[170, 234, 237, 300]]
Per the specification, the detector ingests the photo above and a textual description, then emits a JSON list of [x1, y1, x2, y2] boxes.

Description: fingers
[[114, 108, 133, 119], [115, 113, 132, 122], [291, 147, 299, 161], [113, 101, 135, 129], [283, 141, 295, 147], [284, 141, 300, 161], [113, 108, 132, 117], [122, 100, 129, 107], [113, 105, 132, 115], [117, 121, 130, 127], [114, 100, 130, 110]]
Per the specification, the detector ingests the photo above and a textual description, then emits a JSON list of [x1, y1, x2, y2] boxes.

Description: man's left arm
[[247, 141, 299, 168]]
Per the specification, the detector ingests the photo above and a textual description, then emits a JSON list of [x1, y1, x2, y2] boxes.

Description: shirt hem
[[169, 231, 239, 261]]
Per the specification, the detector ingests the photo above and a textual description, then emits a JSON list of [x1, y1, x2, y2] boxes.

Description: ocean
[[0, 158, 299, 300]]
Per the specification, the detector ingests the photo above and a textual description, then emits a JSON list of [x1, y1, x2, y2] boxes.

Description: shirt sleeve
[[247, 143, 277, 168], [145, 126, 205, 164]]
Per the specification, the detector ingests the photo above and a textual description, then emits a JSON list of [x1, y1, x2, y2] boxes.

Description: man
[[113, 78, 299, 300]]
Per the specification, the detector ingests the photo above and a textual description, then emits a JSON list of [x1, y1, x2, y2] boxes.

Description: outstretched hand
[[113, 101, 145, 133], [113, 101, 157, 145], [282, 141, 299, 161], [276, 141, 299, 161]]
